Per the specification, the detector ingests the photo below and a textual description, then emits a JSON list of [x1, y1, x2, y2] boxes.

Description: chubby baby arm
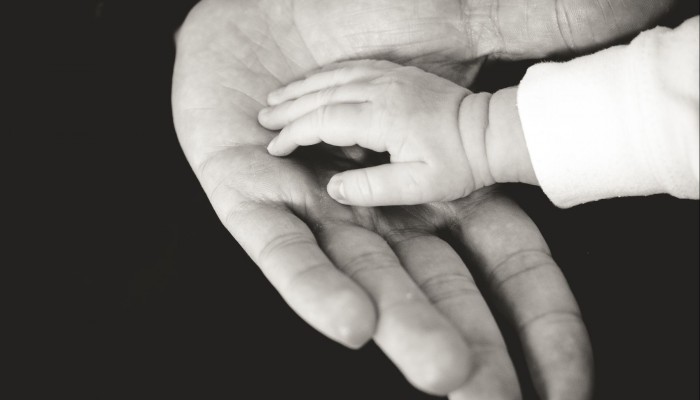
[[258, 60, 536, 206]]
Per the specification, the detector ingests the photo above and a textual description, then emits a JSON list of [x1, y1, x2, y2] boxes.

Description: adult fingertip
[[288, 272, 377, 350], [447, 364, 522, 400], [335, 318, 373, 350], [327, 289, 377, 349], [405, 332, 472, 396], [527, 318, 594, 400], [379, 310, 473, 396]]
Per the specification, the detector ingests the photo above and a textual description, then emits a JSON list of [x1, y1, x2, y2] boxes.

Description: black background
[[15, 1, 699, 399]]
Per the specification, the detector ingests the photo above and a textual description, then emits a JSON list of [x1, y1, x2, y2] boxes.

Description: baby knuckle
[[444, 175, 469, 201], [312, 106, 326, 127], [317, 87, 336, 104], [371, 59, 393, 67], [403, 172, 424, 198], [426, 173, 451, 200], [381, 78, 403, 96], [400, 65, 422, 75], [330, 67, 348, 80]]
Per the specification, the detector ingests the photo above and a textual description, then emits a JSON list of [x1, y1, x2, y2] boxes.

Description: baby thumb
[[327, 163, 432, 206]]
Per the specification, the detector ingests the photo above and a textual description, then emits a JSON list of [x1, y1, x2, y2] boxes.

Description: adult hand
[[172, 0, 672, 397]]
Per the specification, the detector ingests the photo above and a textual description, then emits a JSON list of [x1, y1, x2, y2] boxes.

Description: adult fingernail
[[328, 178, 346, 202]]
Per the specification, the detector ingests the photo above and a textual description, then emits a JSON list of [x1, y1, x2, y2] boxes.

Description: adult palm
[[172, 0, 671, 398]]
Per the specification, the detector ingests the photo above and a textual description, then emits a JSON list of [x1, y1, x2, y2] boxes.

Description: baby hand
[[258, 60, 490, 206]]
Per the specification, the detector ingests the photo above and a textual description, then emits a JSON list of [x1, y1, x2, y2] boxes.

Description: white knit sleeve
[[517, 16, 699, 208]]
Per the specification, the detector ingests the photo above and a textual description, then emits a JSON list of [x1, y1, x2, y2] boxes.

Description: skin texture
[[259, 60, 479, 206], [172, 0, 673, 397], [259, 61, 539, 206]]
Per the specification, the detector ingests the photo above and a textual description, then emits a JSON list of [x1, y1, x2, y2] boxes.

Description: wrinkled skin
[[172, 0, 672, 398]]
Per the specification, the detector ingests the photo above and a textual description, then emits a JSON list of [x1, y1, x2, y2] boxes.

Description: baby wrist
[[457, 92, 498, 190], [484, 87, 538, 186]]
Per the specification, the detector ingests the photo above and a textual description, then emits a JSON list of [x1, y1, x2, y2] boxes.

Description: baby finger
[[327, 162, 436, 206], [267, 103, 377, 156], [259, 83, 376, 130]]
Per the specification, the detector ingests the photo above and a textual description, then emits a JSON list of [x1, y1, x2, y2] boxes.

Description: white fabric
[[517, 16, 699, 208]]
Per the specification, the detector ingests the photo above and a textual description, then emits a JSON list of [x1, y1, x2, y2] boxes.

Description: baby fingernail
[[267, 137, 279, 153], [328, 178, 346, 201], [338, 181, 346, 200]]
